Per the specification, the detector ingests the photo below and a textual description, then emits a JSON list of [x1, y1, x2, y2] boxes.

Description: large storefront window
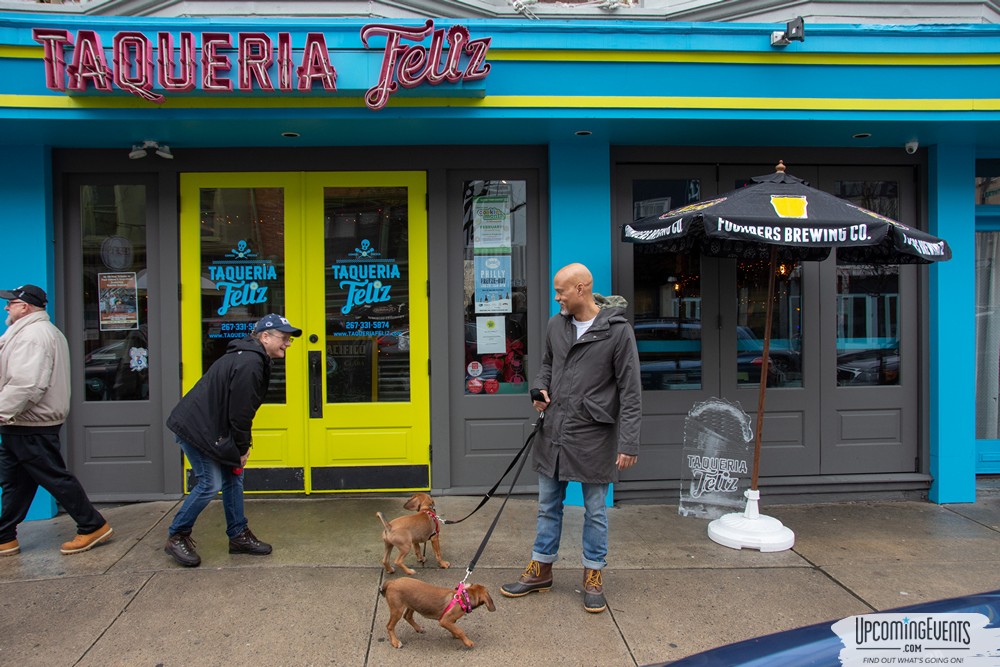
[[81, 185, 149, 402], [462, 180, 529, 395], [324, 186, 411, 403], [198, 187, 287, 402], [631, 179, 703, 390], [736, 258, 803, 388], [976, 231, 1000, 438], [834, 180, 900, 387]]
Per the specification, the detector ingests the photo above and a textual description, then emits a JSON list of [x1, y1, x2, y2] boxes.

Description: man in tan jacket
[[0, 284, 112, 556]]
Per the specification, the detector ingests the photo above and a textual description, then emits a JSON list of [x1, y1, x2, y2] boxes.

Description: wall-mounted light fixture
[[770, 16, 804, 47], [129, 140, 174, 160]]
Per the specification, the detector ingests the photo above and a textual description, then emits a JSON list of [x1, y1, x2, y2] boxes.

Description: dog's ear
[[470, 585, 496, 612], [402, 494, 420, 511]]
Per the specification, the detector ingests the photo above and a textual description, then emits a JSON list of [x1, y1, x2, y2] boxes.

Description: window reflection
[[835, 181, 900, 387], [976, 231, 1000, 437], [462, 180, 528, 395], [324, 187, 410, 403], [199, 187, 287, 403], [632, 179, 703, 391], [976, 177, 1000, 205], [81, 185, 149, 402], [736, 258, 803, 388]]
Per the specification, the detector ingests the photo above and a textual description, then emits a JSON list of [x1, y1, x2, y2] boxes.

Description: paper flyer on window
[[475, 315, 506, 354], [474, 256, 512, 313], [98, 272, 139, 331], [472, 195, 511, 254]]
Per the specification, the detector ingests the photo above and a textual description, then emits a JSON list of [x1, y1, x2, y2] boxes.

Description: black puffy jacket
[[166, 337, 271, 466]]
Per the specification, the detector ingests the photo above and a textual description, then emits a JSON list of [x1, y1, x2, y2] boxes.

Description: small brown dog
[[380, 578, 496, 649], [376, 493, 450, 575]]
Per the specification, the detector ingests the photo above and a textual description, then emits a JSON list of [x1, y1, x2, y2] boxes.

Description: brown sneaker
[[583, 568, 607, 613], [0, 539, 20, 556], [60, 523, 113, 555], [500, 560, 553, 597]]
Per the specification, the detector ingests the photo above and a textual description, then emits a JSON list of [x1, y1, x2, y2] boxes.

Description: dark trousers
[[0, 431, 105, 542]]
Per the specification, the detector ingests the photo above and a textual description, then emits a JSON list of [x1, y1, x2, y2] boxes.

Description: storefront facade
[[0, 11, 993, 503]]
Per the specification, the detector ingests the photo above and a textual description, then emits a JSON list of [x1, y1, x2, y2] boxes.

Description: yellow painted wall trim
[[0, 45, 41, 58], [2, 92, 999, 112]]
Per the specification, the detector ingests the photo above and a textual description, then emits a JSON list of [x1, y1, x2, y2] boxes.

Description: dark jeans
[[0, 431, 105, 542]]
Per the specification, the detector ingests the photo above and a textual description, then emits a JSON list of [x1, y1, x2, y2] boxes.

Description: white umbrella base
[[707, 489, 795, 552]]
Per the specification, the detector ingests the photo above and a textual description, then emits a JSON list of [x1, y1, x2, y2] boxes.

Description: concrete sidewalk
[[1, 491, 999, 667]]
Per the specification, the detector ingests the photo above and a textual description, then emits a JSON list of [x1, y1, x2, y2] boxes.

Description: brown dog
[[380, 578, 496, 649], [376, 493, 450, 575]]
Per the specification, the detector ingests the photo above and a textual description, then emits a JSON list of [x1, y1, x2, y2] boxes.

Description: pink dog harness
[[424, 509, 440, 536], [439, 582, 472, 620]]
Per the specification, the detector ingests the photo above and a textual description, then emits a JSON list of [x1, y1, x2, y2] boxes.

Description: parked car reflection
[[635, 319, 802, 390], [836, 348, 899, 385]]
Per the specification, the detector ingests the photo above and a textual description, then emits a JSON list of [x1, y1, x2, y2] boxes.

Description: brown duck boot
[[501, 560, 553, 597], [583, 568, 607, 613]]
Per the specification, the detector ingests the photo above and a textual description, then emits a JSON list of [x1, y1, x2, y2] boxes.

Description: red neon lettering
[[360, 20, 490, 110], [67, 30, 111, 92], [201, 32, 232, 92], [296, 33, 337, 92], [361, 21, 434, 110], [277, 32, 293, 92], [464, 36, 492, 79], [157, 32, 196, 93], [32, 28, 72, 91], [113, 32, 152, 92], [238, 33, 273, 91]]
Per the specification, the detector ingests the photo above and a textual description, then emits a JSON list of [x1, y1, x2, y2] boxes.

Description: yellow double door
[[179, 172, 429, 493]]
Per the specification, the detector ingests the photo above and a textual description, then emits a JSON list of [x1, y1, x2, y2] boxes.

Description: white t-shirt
[[573, 316, 596, 339]]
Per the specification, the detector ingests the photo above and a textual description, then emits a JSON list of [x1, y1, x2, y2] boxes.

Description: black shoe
[[229, 527, 272, 555], [164, 532, 201, 567]]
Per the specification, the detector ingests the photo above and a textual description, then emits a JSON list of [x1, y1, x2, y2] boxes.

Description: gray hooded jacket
[[532, 294, 642, 483]]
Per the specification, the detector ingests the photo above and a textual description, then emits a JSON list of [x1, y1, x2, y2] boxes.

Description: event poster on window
[[474, 255, 512, 313], [472, 195, 511, 254], [98, 272, 140, 331]]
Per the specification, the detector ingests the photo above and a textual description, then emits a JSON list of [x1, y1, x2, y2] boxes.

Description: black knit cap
[[0, 284, 47, 307]]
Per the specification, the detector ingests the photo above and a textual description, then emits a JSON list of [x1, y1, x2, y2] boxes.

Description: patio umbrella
[[621, 162, 952, 551]]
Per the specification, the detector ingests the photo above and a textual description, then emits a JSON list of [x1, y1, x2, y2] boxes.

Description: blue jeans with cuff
[[531, 471, 609, 570], [168, 437, 247, 539]]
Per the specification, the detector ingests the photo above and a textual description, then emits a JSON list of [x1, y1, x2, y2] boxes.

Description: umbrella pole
[[706, 244, 794, 552], [751, 245, 778, 491]]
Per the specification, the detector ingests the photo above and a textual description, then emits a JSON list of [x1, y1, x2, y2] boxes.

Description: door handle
[[308, 350, 323, 418]]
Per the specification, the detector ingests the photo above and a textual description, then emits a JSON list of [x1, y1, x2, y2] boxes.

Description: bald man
[[501, 263, 641, 613]]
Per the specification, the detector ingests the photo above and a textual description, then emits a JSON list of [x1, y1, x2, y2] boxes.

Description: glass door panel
[[304, 172, 429, 492], [81, 185, 149, 402], [180, 173, 306, 490], [322, 186, 411, 404]]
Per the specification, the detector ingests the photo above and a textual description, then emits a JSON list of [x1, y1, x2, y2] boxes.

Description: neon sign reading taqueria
[[31, 19, 491, 110]]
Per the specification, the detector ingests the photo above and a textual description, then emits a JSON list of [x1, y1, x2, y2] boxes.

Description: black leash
[[458, 411, 544, 584], [440, 410, 544, 526]]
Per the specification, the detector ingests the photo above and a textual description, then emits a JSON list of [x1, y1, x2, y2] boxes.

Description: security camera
[[905, 140, 919, 155]]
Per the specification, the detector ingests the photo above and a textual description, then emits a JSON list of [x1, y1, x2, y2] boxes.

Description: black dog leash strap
[[461, 411, 543, 583], [440, 411, 544, 526]]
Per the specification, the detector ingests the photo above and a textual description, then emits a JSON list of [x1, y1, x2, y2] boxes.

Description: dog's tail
[[376, 511, 391, 531], [379, 581, 389, 597]]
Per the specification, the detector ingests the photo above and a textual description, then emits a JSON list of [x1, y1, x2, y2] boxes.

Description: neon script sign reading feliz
[[31, 19, 491, 110]]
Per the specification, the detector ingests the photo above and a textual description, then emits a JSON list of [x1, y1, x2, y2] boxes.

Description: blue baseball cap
[[253, 313, 302, 337]]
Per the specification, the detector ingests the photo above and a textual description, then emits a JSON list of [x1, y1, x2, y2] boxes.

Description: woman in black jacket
[[163, 313, 301, 567]]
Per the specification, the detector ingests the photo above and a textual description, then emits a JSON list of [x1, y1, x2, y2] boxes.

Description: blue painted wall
[[928, 143, 977, 503], [0, 145, 58, 520]]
